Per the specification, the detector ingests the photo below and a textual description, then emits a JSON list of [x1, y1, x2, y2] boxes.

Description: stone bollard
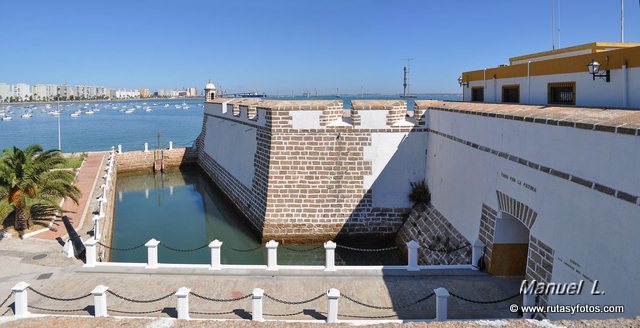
[[117, 144, 122, 154], [92, 215, 101, 239], [144, 142, 148, 152], [434, 287, 449, 321], [209, 240, 223, 270], [11, 282, 30, 317], [169, 141, 173, 150], [522, 293, 536, 319], [326, 288, 340, 323], [252, 288, 264, 322], [266, 240, 278, 271], [176, 287, 190, 320], [145, 239, 160, 268], [84, 238, 97, 267], [472, 240, 485, 268], [92, 285, 109, 317], [324, 241, 337, 272], [406, 240, 420, 271]]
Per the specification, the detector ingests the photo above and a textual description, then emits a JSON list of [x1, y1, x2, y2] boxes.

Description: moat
[[111, 169, 403, 265]]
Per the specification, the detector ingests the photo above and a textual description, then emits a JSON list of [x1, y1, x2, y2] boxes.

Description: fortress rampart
[[196, 98, 428, 242]]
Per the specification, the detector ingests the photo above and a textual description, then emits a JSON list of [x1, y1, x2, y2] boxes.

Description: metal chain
[[1, 308, 11, 316], [264, 293, 324, 305], [280, 244, 324, 252], [0, 293, 11, 309], [97, 241, 146, 251], [342, 291, 434, 310], [28, 287, 91, 302], [107, 290, 174, 303], [449, 291, 521, 304], [336, 244, 399, 252], [191, 310, 235, 316], [189, 291, 252, 302], [263, 310, 305, 317], [423, 243, 471, 253], [108, 308, 165, 315], [160, 243, 209, 252], [28, 304, 87, 313], [227, 245, 262, 252], [339, 312, 399, 319]]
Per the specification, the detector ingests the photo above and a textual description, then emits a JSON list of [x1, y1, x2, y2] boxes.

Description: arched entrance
[[489, 212, 530, 276]]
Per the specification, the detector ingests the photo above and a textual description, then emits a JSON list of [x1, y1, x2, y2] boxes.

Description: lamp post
[[457, 76, 469, 87], [57, 99, 62, 151]]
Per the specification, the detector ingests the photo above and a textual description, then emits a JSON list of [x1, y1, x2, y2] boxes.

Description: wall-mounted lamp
[[587, 57, 610, 82], [457, 76, 469, 87]]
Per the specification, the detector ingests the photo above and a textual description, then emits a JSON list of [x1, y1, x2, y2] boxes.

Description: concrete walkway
[[33, 153, 106, 240]]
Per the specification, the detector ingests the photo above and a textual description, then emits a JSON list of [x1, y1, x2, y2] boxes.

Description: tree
[[0, 145, 80, 232]]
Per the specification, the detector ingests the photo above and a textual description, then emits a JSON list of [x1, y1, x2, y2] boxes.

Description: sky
[[0, 0, 638, 95]]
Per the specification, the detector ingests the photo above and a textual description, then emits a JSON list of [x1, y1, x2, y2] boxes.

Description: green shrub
[[409, 180, 431, 206]]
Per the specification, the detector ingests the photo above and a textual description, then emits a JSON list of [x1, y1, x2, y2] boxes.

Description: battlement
[[205, 98, 425, 130]]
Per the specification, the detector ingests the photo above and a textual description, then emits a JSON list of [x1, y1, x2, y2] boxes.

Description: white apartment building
[[115, 89, 140, 99], [57, 85, 75, 100], [13, 83, 31, 100], [0, 83, 11, 101], [32, 84, 58, 100]]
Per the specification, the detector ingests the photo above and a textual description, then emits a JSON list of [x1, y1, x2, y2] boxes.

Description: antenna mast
[[551, 0, 556, 50], [621, 0, 625, 42]]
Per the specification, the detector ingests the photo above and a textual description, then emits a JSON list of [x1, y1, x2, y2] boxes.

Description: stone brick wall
[[478, 203, 498, 269], [199, 99, 425, 243], [395, 203, 471, 265], [527, 235, 555, 307], [115, 147, 198, 173]]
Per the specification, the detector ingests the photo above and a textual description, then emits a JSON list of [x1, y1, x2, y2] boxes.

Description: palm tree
[[0, 145, 80, 232]]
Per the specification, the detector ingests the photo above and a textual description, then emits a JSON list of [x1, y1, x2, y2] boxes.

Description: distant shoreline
[[1, 97, 204, 106]]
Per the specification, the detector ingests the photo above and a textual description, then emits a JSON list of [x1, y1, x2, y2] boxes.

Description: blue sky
[[0, 0, 638, 94]]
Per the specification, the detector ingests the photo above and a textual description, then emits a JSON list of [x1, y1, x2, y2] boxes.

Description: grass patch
[[54, 153, 87, 170]]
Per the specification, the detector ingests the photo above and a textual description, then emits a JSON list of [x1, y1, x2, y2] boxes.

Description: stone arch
[[496, 190, 538, 229]]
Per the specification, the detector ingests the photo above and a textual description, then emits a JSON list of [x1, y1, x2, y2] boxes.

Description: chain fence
[[449, 291, 521, 304], [189, 291, 252, 303], [280, 244, 324, 252], [27, 304, 87, 313], [227, 245, 263, 253], [107, 290, 174, 303], [0, 293, 12, 316], [28, 287, 91, 302], [336, 245, 399, 252], [423, 243, 471, 253], [108, 308, 165, 315], [97, 241, 146, 251], [264, 293, 324, 305], [342, 291, 434, 310], [191, 310, 236, 316], [263, 310, 305, 317], [160, 243, 210, 252]]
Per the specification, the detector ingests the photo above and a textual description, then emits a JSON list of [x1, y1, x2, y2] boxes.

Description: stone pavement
[[0, 237, 524, 322], [33, 153, 106, 240]]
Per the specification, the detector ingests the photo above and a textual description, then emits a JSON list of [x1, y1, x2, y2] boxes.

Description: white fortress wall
[[426, 107, 640, 318]]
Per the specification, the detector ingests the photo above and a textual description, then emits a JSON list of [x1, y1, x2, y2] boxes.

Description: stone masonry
[[115, 147, 198, 173], [396, 203, 471, 265], [198, 99, 427, 242]]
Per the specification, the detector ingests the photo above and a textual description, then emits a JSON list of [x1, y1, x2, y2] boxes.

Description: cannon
[[62, 216, 86, 262]]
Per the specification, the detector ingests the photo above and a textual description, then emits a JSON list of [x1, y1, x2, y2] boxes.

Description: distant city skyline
[[1, 0, 638, 94]]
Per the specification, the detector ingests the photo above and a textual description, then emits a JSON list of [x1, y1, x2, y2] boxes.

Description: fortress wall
[[115, 147, 198, 173], [198, 99, 428, 242], [419, 101, 640, 318]]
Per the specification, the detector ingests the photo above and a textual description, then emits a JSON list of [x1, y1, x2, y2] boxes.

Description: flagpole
[[621, 0, 624, 43]]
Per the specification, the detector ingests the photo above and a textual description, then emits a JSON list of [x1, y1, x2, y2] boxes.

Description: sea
[[0, 94, 461, 153]]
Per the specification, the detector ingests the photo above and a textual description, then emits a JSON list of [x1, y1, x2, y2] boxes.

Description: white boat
[[125, 109, 135, 114], [70, 111, 81, 117], [86, 110, 95, 115], [145, 107, 152, 112], [2, 116, 13, 121], [164, 104, 169, 108], [21, 113, 32, 118], [50, 111, 61, 116], [182, 105, 190, 110]]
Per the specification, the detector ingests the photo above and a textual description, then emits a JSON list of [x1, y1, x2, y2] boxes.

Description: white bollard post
[[145, 239, 160, 268], [326, 288, 340, 323], [472, 240, 485, 268], [324, 241, 337, 271], [63, 239, 75, 258], [209, 240, 223, 270], [169, 141, 173, 150], [111, 146, 115, 154], [522, 293, 536, 319], [175, 287, 190, 320], [92, 285, 109, 317], [117, 144, 122, 154], [92, 215, 101, 239], [406, 240, 420, 271], [11, 282, 30, 317], [84, 238, 97, 267], [144, 142, 148, 152], [266, 240, 278, 271], [434, 287, 449, 322], [252, 288, 264, 322]]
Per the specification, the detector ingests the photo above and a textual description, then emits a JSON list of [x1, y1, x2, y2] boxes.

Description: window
[[471, 87, 484, 102], [502, 84, 520, 103], [547, 82, 576, 105]]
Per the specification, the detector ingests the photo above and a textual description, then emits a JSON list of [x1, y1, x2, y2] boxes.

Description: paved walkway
[[34, 153, 106, 240]]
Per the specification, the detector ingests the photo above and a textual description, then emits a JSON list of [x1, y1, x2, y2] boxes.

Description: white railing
[[83, 238, 486, 273], [5, 280, 529, 322], [92, 148, 115, 246]]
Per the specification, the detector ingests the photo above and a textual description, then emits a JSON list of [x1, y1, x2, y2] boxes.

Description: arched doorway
[[489, 212, 530, 276]]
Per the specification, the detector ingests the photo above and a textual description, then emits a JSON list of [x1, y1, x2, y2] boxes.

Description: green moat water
[[111, 169, 402, 265]]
